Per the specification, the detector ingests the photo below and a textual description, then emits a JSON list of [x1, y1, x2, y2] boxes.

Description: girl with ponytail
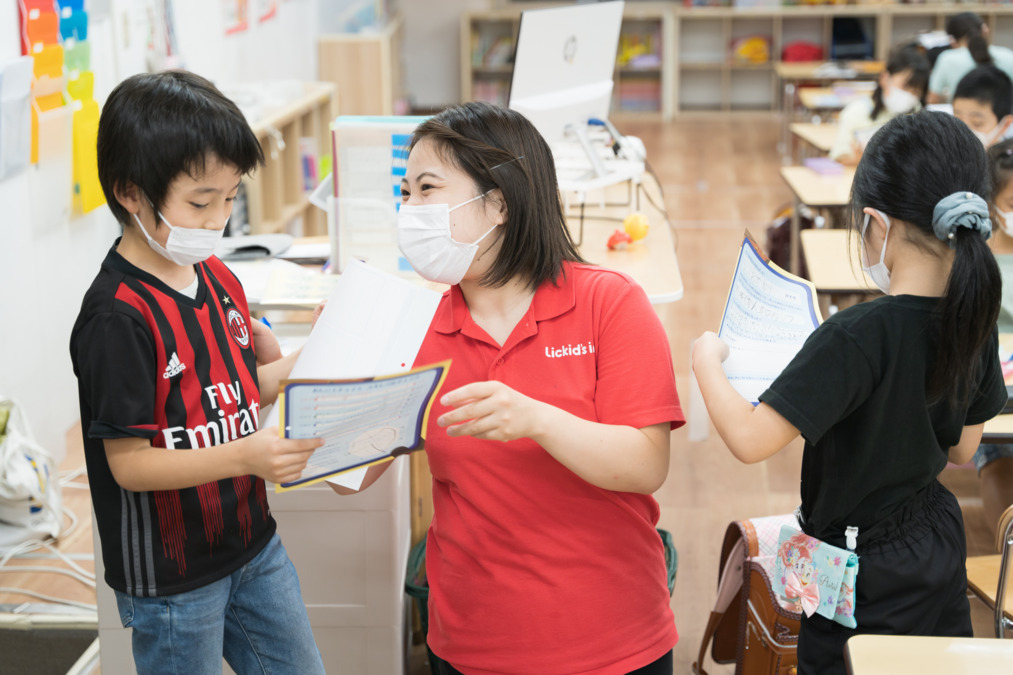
[[693, 111, 1007, 674], [929, 12, 1013, 103]]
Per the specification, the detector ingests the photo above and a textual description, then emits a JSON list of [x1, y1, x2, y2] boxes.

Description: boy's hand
[[251, 319, 283, 364], [311, 301, 327, 330], [244, 426, 323, 484], [692, 331, 730, 369], [437, 381, 544, 442]]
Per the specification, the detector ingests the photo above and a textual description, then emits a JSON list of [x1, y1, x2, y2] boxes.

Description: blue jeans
[[114, 533, 324, 675]]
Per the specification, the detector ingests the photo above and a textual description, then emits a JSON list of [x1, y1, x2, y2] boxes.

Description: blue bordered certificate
[[718, 231, 822, 405], [275, 360, 451, 492]]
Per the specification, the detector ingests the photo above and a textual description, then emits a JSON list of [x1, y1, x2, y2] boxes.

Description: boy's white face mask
[[861, 209, 892, 294], [132, 204, 227, 267], [397, 191, 496, 285]]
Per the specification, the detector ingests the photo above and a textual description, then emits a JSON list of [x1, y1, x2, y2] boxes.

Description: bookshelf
[[241, 82, 337, 236], [318, 13, 404, 115], [461, 5, 676, 118], [473, 3, 1013, 115]]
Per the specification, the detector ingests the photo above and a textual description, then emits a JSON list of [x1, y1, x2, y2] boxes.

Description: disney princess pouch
[[773, 525, 859, 628]]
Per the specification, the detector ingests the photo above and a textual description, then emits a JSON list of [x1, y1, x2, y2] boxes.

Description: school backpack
[[692, 514, 802, 675]]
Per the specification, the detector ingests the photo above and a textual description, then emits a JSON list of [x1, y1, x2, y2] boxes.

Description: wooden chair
[[966, 504, 1013, 638]]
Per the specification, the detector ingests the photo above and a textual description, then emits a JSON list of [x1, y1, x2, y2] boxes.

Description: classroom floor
[[406, 114, 1003, 674]]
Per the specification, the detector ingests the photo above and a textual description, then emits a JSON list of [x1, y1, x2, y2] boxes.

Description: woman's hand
[[311, 301, 327, 330], [437, 381, 545, 441]]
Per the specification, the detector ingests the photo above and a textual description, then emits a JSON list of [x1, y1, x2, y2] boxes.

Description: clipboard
[[275, 359, 451, 492]]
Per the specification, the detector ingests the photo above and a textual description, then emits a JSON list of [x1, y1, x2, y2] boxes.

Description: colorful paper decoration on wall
[[18, 0, 105, 214]]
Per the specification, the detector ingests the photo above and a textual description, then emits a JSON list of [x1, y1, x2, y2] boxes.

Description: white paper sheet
[[264, 259, 441, 488], [718, 234, 823, 405]]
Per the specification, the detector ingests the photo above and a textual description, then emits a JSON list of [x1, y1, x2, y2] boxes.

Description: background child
[[829, 44, 929, 166], [692, 111, 1006, 674], [974, 139, 1013, 539], [953, 64, 1013, 146], [928, 12, 1013, 103], [70, 70, 325, 674]]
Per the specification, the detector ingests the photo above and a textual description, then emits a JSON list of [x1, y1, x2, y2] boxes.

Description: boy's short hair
[[97, 70, 264, 226], [954, 65, 1013, 121]]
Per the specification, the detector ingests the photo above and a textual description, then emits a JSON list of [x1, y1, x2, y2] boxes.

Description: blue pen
[[260, 317, 272, 329]]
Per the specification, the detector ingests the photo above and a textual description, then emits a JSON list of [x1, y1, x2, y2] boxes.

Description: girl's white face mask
[[861, 209, 892, 294], [397, 191, 496, 285], [1000, 210, 1013, 237], [133, 205, 226, 267], [882, 87, 919, 115]]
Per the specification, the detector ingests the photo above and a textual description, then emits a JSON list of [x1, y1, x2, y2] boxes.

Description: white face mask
[[132, 207, 227, 267], [882, 87, 919, 115], [861, 209, 892, 294], [972, 121, 1006, 148], [1000, 210, 1013, 237], [397, 191, 497, 285]]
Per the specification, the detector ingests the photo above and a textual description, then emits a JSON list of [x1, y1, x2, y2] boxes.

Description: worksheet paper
[[718, 233, 823, 405], [275, 362, 449, 492], [263, 258, 442, 489]]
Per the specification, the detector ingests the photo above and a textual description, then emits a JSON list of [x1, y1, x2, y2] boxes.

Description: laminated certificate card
[[718, 232, 823, 405], [275, 360, 450, 492]]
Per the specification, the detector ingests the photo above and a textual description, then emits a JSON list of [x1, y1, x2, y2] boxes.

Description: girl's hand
[[692, 331, 730, 369], [437, 381, 544, 442], [251, 318, 283, 365]]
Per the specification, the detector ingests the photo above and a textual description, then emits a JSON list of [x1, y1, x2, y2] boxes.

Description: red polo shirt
[[417, 262, 683, 675]]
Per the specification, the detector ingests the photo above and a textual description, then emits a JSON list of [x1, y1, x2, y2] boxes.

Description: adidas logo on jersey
[[163, 352, 186, 379]]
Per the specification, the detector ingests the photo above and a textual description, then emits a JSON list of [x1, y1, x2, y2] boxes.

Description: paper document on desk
[[718, 232, 823, 405], [275, 361, 450, 492], [263, 259, 442, 489]]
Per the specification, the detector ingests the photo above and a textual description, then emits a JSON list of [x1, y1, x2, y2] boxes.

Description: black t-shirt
[[759, 295, 1006, 543], [70, 244, 274, 597]]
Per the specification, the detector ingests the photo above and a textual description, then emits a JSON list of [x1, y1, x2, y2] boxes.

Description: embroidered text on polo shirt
[[544, 341, 595, 358]]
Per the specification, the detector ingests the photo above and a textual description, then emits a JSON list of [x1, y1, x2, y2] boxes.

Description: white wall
[[400, 0, 491, 109], [0, 0, 321, 459]]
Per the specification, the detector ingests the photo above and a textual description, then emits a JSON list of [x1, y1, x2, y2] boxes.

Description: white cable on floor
[[0, 586, 96, 612]]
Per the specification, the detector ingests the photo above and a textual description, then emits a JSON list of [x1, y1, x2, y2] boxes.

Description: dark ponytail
[[947, 12, 992, 66], [870, 44, 930, 120], [850, 112, 1001, 408]]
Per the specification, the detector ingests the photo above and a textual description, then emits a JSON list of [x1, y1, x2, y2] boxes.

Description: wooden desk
[[844, 634, 1013, 674], [776, 61, 881, 162], [791, 122, 838, 155], [572, 214, 683, 304], [798, 85, 872, 113], [800, 228, 876, 317], [780, 166, 855, 274]]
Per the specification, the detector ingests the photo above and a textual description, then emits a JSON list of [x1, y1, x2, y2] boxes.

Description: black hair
[[97, 70, 264, 226], [850, 111, 1000, 409], [988, 139, 1013, 219], [954, 64, 1013, 121], [870, 44, 931, 120], [946, 12, 992, 66], [408, 101, 584, 290]]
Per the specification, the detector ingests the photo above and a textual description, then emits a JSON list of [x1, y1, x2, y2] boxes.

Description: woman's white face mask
[[396, 191, 496, 285], [882, 87, 919, 115]]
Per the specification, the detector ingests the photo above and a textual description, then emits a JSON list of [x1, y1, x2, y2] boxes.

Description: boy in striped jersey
[[70, 71, 325, 674]]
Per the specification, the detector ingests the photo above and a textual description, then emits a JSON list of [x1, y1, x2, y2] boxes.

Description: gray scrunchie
[[931, 191, 992, 247]]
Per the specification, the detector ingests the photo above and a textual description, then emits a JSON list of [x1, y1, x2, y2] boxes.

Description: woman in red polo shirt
[[351, 101, 683, 675]]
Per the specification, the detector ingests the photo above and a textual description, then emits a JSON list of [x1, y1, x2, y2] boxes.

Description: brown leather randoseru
[[693, 518, 802, 675]]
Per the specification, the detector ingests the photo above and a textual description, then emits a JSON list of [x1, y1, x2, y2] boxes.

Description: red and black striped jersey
[[70, 244, 274, 597]]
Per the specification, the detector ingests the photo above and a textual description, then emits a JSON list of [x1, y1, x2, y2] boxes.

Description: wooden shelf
[[462, 6, 675, 119], [243, 81, 337, 236], [318, 13, 403, 116]]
